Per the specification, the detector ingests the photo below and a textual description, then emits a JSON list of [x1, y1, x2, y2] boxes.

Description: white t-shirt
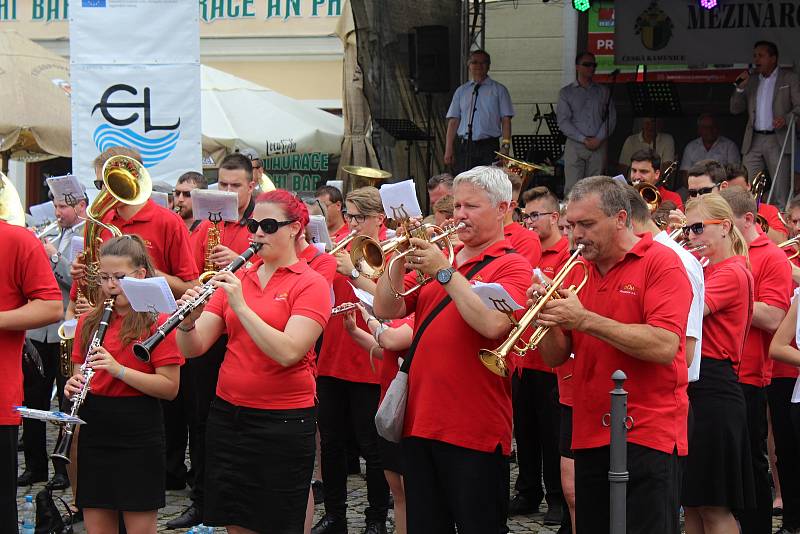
[[680, 136, 741, 171], [654, 231, 705, 382], [792, 288, 800, 403]]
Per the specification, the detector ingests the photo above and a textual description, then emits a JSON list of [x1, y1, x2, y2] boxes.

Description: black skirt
[[76, 394, 165, 511], [204, 397, 316, 533], [378, 436, 404, 475], [559, 404, 574, 459], [681, 358, 755, 510]]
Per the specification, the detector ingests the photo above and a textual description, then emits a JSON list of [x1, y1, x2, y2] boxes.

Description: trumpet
[[386, 222, 465, 296], [51, 298, 115, 463], [479, 245, 589, 377], [133, 242, 263, 362], [331, 302, 359, 317], [779, 236, 800, 261], [35, 220, 60, 239], [329, 229, 358, 255]]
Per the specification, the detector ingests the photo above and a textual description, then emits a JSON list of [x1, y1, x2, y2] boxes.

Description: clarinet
[[132, 242, 263, 363], [51, 298, 115, 464]]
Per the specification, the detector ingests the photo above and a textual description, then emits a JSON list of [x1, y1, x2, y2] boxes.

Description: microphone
[[733, 66, 753, 87]]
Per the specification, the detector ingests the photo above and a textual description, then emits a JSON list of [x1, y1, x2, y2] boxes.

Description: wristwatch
[[436, 267, 456, 285], [349, 268, 360, 281], [50, 252, 60, 264]]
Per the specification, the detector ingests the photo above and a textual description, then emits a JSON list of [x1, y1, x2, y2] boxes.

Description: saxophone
[[199, 212, 223, 284], [51, 298, 115, 463]]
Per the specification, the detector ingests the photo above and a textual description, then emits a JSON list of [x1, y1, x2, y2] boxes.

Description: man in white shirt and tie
[[731, 40, 800, 208], [20, 191, 87, 489]]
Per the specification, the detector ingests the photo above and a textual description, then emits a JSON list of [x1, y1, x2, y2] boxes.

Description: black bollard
[[608, 370, 629, 534]]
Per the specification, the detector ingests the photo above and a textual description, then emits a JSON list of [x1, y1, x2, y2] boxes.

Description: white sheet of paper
[[29, 201, 56, 226], [15, 407, 85, 425], [46, 175, 85, 205], [313, 242, 327, 254], [611, 174, 628, 185], [792, 377, 800, 403], [380, 180, 422, 219], [191, 190, 239, 222], [471, 280, 524, 312], [151, 191, 169, 209], [70, 236, 85, 263], [119, 277, 177, 314], [61, 318, 78, 339], [307, 215, 333, 249], [350, 285, 375, 315], [326, 180, 343, 193]]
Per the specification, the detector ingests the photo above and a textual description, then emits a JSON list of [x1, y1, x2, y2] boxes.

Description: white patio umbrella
[[201, 65, 344, 165]]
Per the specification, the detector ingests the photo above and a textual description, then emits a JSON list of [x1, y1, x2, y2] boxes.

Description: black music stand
[[374, 118, 433, 181], [512, 135, 565, 199], [626, 81, 682, 118]]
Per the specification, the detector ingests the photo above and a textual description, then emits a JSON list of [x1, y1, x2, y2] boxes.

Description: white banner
[[71, 63, 202, 185], [69, 0, 200, 65], [70, 0, 201, 186], [614, 0, 800, 65]]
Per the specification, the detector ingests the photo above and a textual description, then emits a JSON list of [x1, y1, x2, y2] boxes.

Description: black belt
[[460, 137, 498, 145], [753, 129, 775, 135]]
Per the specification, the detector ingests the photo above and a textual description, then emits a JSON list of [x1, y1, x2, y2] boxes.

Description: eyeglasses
[[173, 190, 192, 198], [98, 270, 139, 283], [681, 219, 725, 237], [343, 213, 368, 224], [246, 218, 296, 234], [580, 61, 598, 68], [687, 186, 716, 197], [520, 211, 555, 222]]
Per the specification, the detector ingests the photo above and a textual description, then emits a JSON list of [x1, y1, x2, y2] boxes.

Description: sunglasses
[[687, 186, 716, 197], [246, 218, 295, 234], [681, 219, 725, 237], [173, 190, 192, 198], [580, 61, 598, 68]]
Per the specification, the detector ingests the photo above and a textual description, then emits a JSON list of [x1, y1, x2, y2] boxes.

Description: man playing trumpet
[[531, 176, 692, 534]]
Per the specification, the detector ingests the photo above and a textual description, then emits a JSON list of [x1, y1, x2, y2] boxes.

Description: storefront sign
[[264, 151, 332, 192]]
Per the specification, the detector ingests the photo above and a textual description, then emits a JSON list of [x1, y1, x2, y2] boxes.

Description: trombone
[[479, 245, 589, 377], [779, 236, 800, 261]]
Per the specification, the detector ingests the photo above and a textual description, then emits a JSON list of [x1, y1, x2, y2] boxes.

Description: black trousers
[[403, 436, 507, 534], [738, 383, 772, 534], [512, 369, 562, 505], [185, 336, 225, 510], [454, 137, 499, 175], [574, 444, 681, 534], [768, 378, 800, 529], [0, 425, 18, 534], [22, 340, 67, 478], [317, 376, 388, 522]]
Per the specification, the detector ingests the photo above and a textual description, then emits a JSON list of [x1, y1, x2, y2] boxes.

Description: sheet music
[[326, 180, 343, 193], [29, 201, 56, 226], [471, 281, 524, 312], [307, 215, 333, 249], [380, 180, 422, 219], [191, 190, 239, 222], [46, 175, 85, 205], [15, 407, 85, 425], [119, 277, 177, 314], [611, 174, 628, 185], [70, 236, 85, 263], [151, 191, 170, 209]]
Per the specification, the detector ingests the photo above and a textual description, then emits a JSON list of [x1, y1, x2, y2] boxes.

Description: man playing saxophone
[[530, 176, 692, 534]]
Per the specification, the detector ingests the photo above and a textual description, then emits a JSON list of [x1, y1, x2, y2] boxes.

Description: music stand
[[512, 135, 565, 199], [626, 81, 682, 118], [374, 118, 433, 181]]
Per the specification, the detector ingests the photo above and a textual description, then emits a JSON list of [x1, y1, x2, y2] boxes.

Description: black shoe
[[543, 500, 564, 525], [311, 514, 348, 534], [45, 473, 70, 490], [312, 479, 324, 505], [165, 505, 202, 529], [508, 494, 539, 516], [363, 520, 387, 534], [17, 469, 47, 486]]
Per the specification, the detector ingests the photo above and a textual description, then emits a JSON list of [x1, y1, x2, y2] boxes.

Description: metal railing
[[766, 114, 797, 208]]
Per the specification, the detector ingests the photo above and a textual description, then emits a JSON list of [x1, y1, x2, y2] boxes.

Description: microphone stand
[[466, 82, 480, 170]]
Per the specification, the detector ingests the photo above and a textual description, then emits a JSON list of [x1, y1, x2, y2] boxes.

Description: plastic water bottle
[[21, 495, 35, 534]]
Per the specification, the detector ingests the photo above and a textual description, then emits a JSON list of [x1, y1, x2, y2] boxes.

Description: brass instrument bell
[[341, 166, 391, 189], [494, 152, 551, 200], [778, 236, 800, 261]]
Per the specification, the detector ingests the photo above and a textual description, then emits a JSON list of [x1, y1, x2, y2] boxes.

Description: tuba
[[0, 172, 25, 226], [341, 166, 391, 189], [494, 152, 550, 200], [78, 156, 152, 306], [479, 245, 589, 377]]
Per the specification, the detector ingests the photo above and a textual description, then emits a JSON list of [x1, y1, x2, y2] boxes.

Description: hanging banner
[[614, 0, 800, 66], [70, 0, 201, 185]]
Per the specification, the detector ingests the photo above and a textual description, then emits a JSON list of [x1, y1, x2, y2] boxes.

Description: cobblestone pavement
[[16, 415, 785, 533]]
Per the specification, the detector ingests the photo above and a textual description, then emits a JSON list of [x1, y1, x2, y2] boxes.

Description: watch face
[[436, 268, 452, 284], [351, 268, 360, 279]]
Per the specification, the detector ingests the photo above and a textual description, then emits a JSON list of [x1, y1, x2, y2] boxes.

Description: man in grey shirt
[[557, 51, 616, 196]]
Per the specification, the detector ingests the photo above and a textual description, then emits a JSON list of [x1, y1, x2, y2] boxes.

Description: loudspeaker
[[409, 25, 450, 93]]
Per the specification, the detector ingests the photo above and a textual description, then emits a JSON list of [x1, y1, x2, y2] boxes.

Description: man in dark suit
[[730, 40, 800, 208]]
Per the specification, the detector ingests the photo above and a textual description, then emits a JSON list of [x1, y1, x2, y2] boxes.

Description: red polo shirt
[[379, 315, 415, 402], [205, 259, 331, 409], [759, 203, 789, 238], [332, 224, 351, 244], [739, 234, 792, 387], [658, 186, 684, 211], [503, 222, 542, 267], [299, 245, 337, 286], [193, 218, 254, 274], [703, 255, 754, 365], [401, 240, 531, 454], [187, 219, 206, 261], [71, 312, 183, 397], [518, 236, 570, 374], [0, 222, 62, 424], [567, 235, 691, 455], [100, 200, 199, 281]]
